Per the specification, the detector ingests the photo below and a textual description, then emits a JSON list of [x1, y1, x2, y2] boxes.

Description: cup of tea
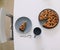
[[33, 27, 42, 38]]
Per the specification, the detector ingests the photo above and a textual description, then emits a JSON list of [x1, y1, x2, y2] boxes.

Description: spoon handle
[[34, 35, 37, 38]]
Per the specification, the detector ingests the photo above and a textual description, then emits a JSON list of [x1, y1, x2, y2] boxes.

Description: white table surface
[[14, 0, 60, 50]]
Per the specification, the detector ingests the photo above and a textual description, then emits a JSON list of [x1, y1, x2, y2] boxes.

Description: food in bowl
[[39, 9, 59, 28], [19, 22, 27, 31]]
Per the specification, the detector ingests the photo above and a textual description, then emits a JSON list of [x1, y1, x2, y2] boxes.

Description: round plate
[[15, 17, 32, 34]]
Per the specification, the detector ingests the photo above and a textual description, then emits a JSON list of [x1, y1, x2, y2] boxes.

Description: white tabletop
[[14, 0, 60, 50]]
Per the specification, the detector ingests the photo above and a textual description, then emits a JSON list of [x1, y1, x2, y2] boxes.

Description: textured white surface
[[0, 8, 7, 43], [14, 0, 60, 50]]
